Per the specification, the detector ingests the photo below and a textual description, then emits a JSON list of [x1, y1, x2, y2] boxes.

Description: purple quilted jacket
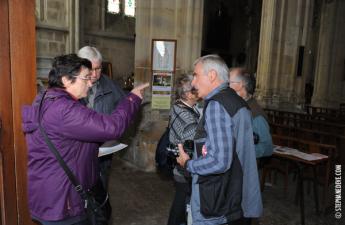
[[22, 88, 141, 221]]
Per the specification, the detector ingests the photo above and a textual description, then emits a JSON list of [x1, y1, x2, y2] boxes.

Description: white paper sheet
[[98, 140, 128, 157], [273, 145, 328, 161]]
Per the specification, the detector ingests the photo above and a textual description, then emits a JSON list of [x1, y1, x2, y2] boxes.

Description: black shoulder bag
[[37, 91, 111, 225], [155, 109, 183, 177]]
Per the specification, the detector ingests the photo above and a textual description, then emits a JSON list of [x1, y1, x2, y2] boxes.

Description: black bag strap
[[37, 91, 86, 197]]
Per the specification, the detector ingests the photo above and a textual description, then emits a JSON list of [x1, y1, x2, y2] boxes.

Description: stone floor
[[109, 158, 342, 225]]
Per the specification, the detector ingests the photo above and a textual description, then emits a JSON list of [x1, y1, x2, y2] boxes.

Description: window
[[107, 0, 120, 14], [107, 0, 135, 17], [124, 0, 135, 17]]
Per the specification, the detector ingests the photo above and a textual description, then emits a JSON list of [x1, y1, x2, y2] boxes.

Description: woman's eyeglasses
[[184, 87, 198, 94], [73, 75, 92, 81], [190, 87, 198, 94]]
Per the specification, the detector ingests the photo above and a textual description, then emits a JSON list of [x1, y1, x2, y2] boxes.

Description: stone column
[[255, 0, 277, 107], [69, 0, 80, 52], [311, 0, 345, 108], [256, 0, 314, 110], [130, 0, 203, 170]]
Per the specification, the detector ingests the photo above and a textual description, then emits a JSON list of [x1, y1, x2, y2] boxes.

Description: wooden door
[[0, 0, 37, 224]]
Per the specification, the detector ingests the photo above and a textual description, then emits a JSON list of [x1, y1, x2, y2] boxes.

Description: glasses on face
[[189, 87, 198, 94], [90, 67, 102, 73], [229, 81, 241, 84], [73, 75, 92, 81]]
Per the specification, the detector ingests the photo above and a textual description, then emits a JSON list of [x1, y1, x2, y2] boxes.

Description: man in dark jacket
[[229, 67, 273, 159], [78, 46, 126, 190]]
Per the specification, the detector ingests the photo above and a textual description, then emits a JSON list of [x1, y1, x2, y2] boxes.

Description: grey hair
[[175, 74, 194, 100], [230, 67, 256, 95], [77, 46, 103, 63], [193, 54, 229, 82]]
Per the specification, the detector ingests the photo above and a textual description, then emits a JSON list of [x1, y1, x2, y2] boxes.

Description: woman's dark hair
[[48, 54, 92, 88]]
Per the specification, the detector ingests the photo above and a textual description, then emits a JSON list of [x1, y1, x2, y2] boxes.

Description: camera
[[166, 140, 194, 158]]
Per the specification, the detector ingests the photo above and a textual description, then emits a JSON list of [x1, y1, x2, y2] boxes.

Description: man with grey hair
[[177, 55, 262, 224], [78, 46, 125, 190], [229, 67, 273, 159]]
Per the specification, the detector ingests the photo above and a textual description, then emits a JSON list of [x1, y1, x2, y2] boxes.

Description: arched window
[[107, 0, 120, 14], [107, 0, 135, 17], [124, 0, 135, 17]]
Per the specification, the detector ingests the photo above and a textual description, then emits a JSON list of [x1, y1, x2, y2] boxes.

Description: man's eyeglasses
[[229, 81, 241, 84], [90, 67, 102, 73]]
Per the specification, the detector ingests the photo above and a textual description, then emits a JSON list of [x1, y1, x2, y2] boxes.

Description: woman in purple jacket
[[22, 54, 149, 225]]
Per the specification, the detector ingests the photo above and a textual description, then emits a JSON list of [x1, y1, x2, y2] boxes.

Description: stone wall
[[34, 0, 345, 171], [125, 0, 204, 171], [80, 0, 135, 85], [35, 0, 78, 80], [255, 0, 310, 110], [256, 0, 345, 110], [35, 0, 135, 86], [311, 0, 345, 108]]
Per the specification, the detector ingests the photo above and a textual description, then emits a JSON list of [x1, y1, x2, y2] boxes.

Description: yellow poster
[[151, 72, 173, 109]]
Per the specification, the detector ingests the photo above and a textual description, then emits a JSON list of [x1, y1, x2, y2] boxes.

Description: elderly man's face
[[229, 73, 242, 92], [192, 62, 211, 99], [229, 70, 246, 98], [90, 60, 102, 83]]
